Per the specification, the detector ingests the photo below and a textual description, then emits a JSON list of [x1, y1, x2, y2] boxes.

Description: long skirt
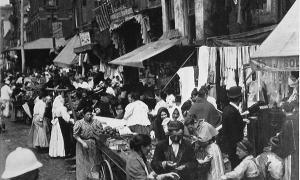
[[49, 118, 65, 157], [58, 117, 75, 156], [76, 139, 101, 180], [32, 116, 49, 148]]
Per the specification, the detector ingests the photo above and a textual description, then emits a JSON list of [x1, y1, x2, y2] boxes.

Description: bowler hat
[[167, 120, 184, 131], [227, 86, 242, 98]]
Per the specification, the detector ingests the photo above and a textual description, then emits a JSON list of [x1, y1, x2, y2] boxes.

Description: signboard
[[79, 32, 91, 46], [52, 22, 63, 39], [251, 56, 299, 71], [110, 7, 134, 23]]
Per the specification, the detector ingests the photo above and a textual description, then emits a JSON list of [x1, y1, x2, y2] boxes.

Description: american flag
[[94, 1, 112, 32]]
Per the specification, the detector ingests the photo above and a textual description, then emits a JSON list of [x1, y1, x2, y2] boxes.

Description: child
[[221, 139, 264, 180]]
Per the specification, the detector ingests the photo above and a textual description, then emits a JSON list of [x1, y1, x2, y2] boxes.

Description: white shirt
[[225, 155, 260, 179], [33, 99, 46, 121], [169, 137, 182, 157], [123, 100, 150, 126], [106, 87, 115, 96], [0, 84, 12, 100]]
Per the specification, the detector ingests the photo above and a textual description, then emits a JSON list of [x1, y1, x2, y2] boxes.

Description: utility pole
[[20, 0, 26, 73]]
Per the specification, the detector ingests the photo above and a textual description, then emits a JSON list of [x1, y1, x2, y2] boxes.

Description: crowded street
[[0, 0, 299, 180]]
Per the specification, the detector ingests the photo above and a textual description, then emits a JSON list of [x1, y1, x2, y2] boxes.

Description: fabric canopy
[[53, 35, 81, 67], [11, 38, 66, 50], [109, 38, 183, 68], [250, 0, 299, 71]]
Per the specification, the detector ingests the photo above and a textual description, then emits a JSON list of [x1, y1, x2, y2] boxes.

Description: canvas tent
[[250, 0, 299, 71]]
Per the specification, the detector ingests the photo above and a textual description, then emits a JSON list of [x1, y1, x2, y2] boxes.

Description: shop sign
[[52, 22, 63, 39], [79, 32, 91, 46], [110, 7, 134, 23], [251, 56, 299, 71]]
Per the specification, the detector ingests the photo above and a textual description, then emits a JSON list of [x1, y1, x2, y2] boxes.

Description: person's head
[[1, 147, 42, 180], [227, 86, 243, 104], [167, 121, 184, 143], [236, 139, 254, 159], [198, 86, 208, 99], [191, 88, 198, 102], [83, 107, 93, 122], [128, 91, 140, 103], [171, 107, 181, 121], [154, 90, 167, 102], [115, 103, 124, 117], [184, 115, 197, 134], [82, 90, 88, 98], [130, 134, 152, 158], [288, 71, 299, 88], [157, 107, 170, 121]]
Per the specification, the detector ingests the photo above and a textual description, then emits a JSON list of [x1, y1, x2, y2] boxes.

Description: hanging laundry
[[197, 46, 210, 88], [177, 66, 196, 103], [135, 15, 151, 44]]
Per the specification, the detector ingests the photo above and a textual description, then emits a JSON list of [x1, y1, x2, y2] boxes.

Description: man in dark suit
[[151, 121, 197, 180], [221, 86, 246, 168]]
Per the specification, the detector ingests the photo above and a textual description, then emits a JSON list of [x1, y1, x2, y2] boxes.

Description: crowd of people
[[0, 65, 298, 180]]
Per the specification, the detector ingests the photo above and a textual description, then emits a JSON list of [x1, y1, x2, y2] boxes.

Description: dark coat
[[188, 97, 221, 127], [151, 139, 197, 180], [221, 104, 246, 152], [126, 151, 151, 180]]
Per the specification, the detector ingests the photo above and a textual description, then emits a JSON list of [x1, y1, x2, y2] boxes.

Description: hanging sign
[[79, 32, 91, 46], [110, 7, 134, 23], [52, 22, 63, 38], [251, 56, 299, 71]]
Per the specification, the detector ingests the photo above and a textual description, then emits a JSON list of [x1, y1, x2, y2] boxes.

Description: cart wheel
[[99, 160, 114, 180]]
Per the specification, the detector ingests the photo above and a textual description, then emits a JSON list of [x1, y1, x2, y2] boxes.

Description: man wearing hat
[[221, 86, 246, 169], [151, 120, 197, 180]]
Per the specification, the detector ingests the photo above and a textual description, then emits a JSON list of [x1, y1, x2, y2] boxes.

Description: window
[[83, 0, 87, 6]]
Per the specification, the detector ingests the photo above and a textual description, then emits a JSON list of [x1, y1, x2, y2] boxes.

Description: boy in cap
[[151, 120, 197, 180]]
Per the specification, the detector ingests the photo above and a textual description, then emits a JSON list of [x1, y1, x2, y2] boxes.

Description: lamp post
[[45, 0, 57, 53]]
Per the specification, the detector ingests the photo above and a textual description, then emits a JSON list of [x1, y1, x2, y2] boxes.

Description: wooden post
[[20, 0, 26, 73], [161, 0, 170, 33], [195, 0, 204, 41], [174, 0, 189, 37]]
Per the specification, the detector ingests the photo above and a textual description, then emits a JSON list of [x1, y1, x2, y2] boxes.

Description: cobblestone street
[[0, 120, 76, 180]]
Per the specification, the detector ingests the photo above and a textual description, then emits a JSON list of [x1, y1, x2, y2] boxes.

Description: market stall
[[249, 0, 299, 155]]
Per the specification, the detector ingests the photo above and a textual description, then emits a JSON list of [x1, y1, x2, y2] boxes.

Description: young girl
[[221, 139, 264, 180]]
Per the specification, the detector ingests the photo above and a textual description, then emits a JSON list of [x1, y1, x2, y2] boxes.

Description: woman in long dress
[[32, 94, 49, 149], [49, 95, 74, 157]]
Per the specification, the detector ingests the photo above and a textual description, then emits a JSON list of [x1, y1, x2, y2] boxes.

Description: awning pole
[[162, 50, 195, 92]]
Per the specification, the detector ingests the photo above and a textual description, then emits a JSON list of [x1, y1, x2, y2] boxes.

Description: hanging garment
[[197, 46, 210, 88], [206, 143, 225, 180], [177, 66, 196, 103]]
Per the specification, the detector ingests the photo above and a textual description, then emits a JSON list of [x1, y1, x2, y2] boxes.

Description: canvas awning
[[109, 37, 184, 68], [250, 0, 299, 71], [11, 38, 66, 50], [53, 35, 81, 67]]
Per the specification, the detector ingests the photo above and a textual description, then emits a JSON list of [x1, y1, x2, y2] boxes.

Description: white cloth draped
[[206, 143, 225, 180], [177, 66, 196, 103], [49, 118, 65, 157]]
